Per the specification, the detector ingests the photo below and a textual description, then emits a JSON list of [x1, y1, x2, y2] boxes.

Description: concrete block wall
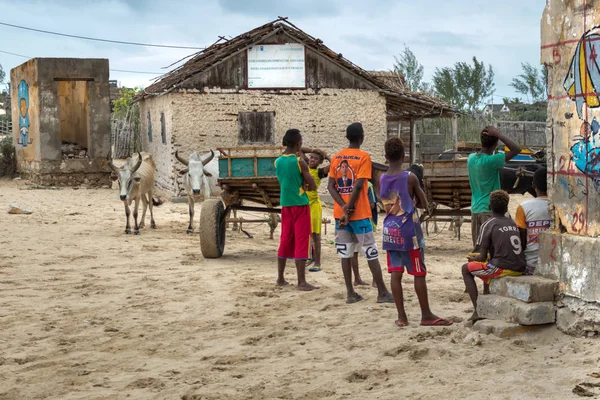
[[11, 58, 112, 187], [539, 1, 600, 335]]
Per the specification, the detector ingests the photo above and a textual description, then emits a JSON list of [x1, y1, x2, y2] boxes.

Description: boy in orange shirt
[[328, 123, 394, 304]]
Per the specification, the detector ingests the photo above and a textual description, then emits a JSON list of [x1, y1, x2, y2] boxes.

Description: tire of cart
[[199, 198, 226, 258]]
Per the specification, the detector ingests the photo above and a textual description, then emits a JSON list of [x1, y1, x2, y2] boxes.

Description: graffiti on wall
[[564, 28, 600, 177], [17, 80, 32, 147]]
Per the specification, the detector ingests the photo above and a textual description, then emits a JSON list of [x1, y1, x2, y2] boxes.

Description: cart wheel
[[199, 199, 226, 258]]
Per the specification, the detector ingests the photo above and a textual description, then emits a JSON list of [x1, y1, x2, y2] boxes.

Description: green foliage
[[510, 63, 546, 103], [507, 101, 547, 121], [432, 57, 495, 113], [0, 63, 5, 85], [393, 45, 425, 92], [0, 135, 17, 177], [112, 87, 142, 120]]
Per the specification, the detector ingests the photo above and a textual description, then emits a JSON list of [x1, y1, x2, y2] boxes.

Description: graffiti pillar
[[541, 0, 600, 335]]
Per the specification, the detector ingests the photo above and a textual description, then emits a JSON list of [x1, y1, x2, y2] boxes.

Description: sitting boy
[[515, 168, 551, 275], [462, 190, 526, 321]]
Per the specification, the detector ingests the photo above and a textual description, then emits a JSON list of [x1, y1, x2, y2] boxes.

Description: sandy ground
[[1, 179, 600, 400]]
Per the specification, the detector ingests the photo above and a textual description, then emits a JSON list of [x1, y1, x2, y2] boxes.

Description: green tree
[[432, 66, 463, 108], [0, 63, 5, 85], [112, 87, 142, 120], [432, 57, 495, 112], [510, 62, 545, 103], [393, 45, 424, 92]]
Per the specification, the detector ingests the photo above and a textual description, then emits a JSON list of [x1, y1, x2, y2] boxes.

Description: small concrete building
[[10, 58, 112, 186], [540, 1, 600, 335], [136, 19, 455, 195]]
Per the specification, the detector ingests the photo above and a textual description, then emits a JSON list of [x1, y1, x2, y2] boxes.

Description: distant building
[[135, 18, 456, 194], [482, 103, 511, 116]]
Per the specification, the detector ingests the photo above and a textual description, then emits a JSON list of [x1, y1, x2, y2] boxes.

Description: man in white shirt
[[514, 168, 551, 275]]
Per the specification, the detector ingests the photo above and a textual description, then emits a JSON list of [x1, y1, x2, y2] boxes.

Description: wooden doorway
[[58, 80, 89, 157]]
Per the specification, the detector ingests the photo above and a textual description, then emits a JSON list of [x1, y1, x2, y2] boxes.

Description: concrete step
[[477, 294, 556, 325], [490, 275, 557, 303], [472, 319, 553, 338]]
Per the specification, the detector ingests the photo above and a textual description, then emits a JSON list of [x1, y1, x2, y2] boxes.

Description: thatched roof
[[138, 17, 456, 118], [368, 70, 406, 91]]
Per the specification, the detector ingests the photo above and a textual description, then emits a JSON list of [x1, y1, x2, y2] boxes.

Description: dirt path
[[0, 180, 598, 399]]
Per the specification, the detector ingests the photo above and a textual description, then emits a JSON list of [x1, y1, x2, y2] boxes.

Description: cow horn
[[202, 149, 215, 166], [175, 150, 189, 166], [107, 150, 118, 173], [131, 152, 143, 173]]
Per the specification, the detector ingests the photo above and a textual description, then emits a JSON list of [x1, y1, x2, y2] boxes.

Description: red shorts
[[467, 261, 522, 284], [278, 205, 311, 260], [386, 249, 426, 276]]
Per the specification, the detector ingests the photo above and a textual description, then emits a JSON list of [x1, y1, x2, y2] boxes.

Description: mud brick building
[[136, 18, 455, 194]]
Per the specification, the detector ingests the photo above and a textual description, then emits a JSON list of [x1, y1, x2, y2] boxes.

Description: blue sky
[[0, 0, 546, 102]]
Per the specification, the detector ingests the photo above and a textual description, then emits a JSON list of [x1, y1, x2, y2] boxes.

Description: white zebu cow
[[109, 152, 157, 235], [175, 150, 221, 233]]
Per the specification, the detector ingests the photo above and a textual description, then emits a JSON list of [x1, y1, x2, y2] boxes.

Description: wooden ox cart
[[199, 146, 283, 258], [421, 152, 472, 240]]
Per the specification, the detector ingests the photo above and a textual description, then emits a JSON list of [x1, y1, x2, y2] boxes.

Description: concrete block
[[477, 295, 555, 325], [556, 296, 600, 336], [490, 276, 557, 303], [472, 319, 552, 338], [537, 231, 561, 281]]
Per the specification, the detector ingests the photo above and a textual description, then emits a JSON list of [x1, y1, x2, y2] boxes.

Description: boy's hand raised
[[482, 125, 500, 138]]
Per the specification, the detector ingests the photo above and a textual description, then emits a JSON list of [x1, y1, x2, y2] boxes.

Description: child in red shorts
[[462, 190, 526, 321], [380, 137, 452, 327], [275, 129, 319, 291]]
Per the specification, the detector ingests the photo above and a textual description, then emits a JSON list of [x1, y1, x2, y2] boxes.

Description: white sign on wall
[[247, 43, 306, 89]]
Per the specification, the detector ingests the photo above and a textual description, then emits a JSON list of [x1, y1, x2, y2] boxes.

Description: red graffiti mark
[[550, 238, 557, 261], [558, 155, 577, 174], [591, 44, 598, 63], [553, 47, 562, 65], [572, 211, 586, 233]]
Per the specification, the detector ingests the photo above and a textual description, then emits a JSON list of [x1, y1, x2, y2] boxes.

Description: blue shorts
[[334, 218, 378, 260], [386, 249, 427, 276]]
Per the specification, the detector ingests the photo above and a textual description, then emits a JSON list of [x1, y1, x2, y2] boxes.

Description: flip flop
[[305, 259, 315, 268], [346, 292, 364, 304], [395, 320, 408, 327], [420, 318, 453, 326], [376, 293, 395, 303], [309, 265, 321, 272]]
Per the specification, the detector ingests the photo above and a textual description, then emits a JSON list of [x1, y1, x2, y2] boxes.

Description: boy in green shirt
[[275, 129, 319, 291], [468, 126, 521, 252]]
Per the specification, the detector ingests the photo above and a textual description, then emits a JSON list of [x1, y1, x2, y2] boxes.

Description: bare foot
[[276, 279, 290, 287], [354, 279, 369, 286], [346, 292, 364, 304], [297, 282, 319, 291], [468, 312, 483, 322], [377, 292, 394, 303], [395, 319, 409, 327]]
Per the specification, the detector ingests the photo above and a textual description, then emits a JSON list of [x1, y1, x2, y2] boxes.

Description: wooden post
[[452, 115, 458, 151], [410, 118, 416, 164]]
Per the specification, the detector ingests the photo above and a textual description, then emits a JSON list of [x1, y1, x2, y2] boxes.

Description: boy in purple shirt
[[380, 138, 452, 327]]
